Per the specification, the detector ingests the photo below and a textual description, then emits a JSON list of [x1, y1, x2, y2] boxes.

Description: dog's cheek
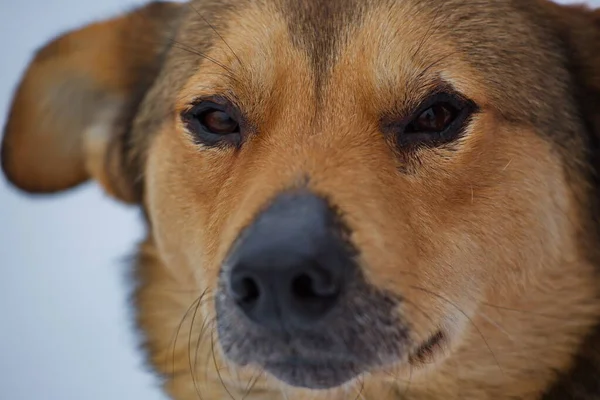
[[144, 128, 220, 289], [478, 126, 576, 292]]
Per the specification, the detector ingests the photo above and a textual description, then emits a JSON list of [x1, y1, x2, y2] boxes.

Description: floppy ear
[[1, 1, 182, 203], [547, 2, 600, 139]]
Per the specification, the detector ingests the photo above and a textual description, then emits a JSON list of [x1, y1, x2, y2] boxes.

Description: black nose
[[226, 192, 355, 331]]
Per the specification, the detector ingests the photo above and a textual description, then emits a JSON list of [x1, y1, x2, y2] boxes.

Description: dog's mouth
[[216, 278, 450, 390], [410, 330, 446, 365], [262, 356, 362, 389], [216, 284, 410, 390]]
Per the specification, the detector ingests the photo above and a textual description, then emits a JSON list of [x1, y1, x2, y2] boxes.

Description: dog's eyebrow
[[176, 85, 240, 110], [385, 77, 465, 119], [424, 80, 468, 101]]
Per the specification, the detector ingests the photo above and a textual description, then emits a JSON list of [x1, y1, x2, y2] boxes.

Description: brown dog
[[3, 0, 600, 398]]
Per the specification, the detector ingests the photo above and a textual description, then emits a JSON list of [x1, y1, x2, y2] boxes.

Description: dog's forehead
[[278, 0, 364, 82], [201, 0, 561, 98], [138, 0, 572, 140]]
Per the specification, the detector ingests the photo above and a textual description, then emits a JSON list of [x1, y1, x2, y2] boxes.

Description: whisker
[[202, 316, 220, 388], [191, 314, 213, 399], [169, 41, 239, 81], [479, 302, 571, 320], [166, 294, 203, 380], [193, 313, 213, 383], [389, 269, 578, 322], [132, 9, 240, 82], [241, 370, 264, 400], [477, 309, 515, 342], [380, 367, 412, 385], [188, 289, 208, 399], [352, 376, 367, 400], [386, 269, 574, 322], [406, 284, 506, 377], [189, 3, 245, 70], [211, 330, 238, 400], [411, 2, 446, 60]]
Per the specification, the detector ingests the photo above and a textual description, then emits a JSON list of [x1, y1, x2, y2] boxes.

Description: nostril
[[231, 274, 260, 304], [291, 268, 338, 300], [241, 277, 260, 303], [292, 274, 316, 300]]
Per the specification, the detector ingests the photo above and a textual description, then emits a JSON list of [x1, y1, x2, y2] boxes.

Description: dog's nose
[[226, 192, 354, 330]]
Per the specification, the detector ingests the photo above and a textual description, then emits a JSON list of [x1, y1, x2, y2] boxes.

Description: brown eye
[[391, 91, 478, 148], [182, 100, 241, 147], [201, 110, 239, 135], [409, 104, 455, 133]]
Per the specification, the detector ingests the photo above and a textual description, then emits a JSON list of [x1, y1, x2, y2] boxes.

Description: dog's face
[[4, 0, 600, 398]]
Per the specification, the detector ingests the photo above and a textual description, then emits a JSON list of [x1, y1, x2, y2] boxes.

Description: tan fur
[[1, 1, 181, 200], [3, 1, 600, 399]]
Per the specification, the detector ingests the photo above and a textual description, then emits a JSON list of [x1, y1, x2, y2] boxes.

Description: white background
[[0, 0, 597, 399]]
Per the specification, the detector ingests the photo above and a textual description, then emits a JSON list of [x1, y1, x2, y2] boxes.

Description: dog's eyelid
[[186, 93, 238, 109], [382, 84, 476, 127], [416, 80, 472, 109], [380, 81, 478, 152], [177, 86, 240, 109]]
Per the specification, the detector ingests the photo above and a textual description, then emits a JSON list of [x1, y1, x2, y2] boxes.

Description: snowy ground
[[0, 0, 597, 399]]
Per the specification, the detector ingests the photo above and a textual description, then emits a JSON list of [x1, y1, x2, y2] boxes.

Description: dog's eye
[[201, 109, 239, 135], [406, 104, 456, 134], [392, 92, 477, 148], [182, 100, 241, 147]]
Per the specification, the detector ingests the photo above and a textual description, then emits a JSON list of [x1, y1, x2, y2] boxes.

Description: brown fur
[[3, 0, 600, 399]]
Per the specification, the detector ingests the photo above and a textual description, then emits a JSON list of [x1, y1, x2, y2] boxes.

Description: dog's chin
[[261, 357, 362, 389], [235, 330, 449, 391]]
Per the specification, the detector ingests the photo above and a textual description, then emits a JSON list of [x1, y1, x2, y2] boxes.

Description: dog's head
[[4, 0, 600, 398]]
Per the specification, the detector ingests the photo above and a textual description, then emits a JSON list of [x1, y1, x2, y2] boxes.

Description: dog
[[3, 0, 600, 398]]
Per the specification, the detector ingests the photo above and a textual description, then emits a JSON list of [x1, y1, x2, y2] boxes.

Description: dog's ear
[[546, 2, 600, 140], [1, 1, 182, 203]]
